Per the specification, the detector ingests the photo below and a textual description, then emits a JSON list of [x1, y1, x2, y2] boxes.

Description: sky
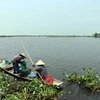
[[0, 0, 100, 36]]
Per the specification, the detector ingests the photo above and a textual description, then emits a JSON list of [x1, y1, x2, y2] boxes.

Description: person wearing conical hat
[[11, 53, 26, 74], [33, 60, 53, 84], [33, 60, 48, 78]]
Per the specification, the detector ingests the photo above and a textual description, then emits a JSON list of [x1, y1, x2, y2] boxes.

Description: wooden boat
[[0, 59, 64, 86]]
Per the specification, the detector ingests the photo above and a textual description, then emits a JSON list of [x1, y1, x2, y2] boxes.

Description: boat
[[0, 58, 64, 86]]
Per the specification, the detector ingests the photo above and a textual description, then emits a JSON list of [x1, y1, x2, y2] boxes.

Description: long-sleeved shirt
[[11, 55, 23, 63], [34, 65, 48, 77]]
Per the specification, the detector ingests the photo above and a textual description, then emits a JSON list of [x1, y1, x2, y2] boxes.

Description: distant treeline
[[93, 33, 100, 38], [0, 35, 92, 37]]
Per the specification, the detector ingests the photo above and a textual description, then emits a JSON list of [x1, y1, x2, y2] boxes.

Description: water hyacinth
[[0, 72, 64, 100], [65, 68, 100, 92]]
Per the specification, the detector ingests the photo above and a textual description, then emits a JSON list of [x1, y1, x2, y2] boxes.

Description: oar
[[21, 43, 44, 81]]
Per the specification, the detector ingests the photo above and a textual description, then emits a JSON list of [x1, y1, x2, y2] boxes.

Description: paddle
[[21, 43, 44, 81]]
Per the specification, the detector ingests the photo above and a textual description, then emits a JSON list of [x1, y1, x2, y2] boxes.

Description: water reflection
[[61, 81, 100, 100], [87, 91, 100, 100]]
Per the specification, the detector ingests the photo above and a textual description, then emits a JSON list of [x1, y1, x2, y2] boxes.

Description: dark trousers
[[13, 62, 20, 74]]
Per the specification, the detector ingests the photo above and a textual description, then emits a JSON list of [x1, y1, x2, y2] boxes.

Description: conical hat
[[19, 53, 26, 58], [35, 60, 45, 65]]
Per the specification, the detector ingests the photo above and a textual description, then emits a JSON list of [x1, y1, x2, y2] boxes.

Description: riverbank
[[0, 35, 92, 38]]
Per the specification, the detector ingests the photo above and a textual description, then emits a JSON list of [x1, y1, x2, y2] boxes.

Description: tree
[[94, 33, 98, 38]]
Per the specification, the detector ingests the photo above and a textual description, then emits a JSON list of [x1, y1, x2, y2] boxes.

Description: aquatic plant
[[65, 68, 100, 92], [0, 73, 64, 100]]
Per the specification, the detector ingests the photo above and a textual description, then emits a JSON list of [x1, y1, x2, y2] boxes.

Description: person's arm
[[16, 56, 23, 63], [34, 66, 41, 71]]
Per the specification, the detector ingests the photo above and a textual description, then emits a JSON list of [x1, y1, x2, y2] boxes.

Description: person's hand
[[32, 64, 35, 67]]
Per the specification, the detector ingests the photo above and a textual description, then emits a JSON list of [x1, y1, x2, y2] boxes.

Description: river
[[0, 37, 100, 100]]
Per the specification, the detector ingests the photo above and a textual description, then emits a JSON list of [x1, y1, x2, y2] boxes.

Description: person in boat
[[11, 53, 26, 74], [33, 60, 53, 84]]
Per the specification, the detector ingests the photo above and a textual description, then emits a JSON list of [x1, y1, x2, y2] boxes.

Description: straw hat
[[35, 60, 45, 65], [19, 53, 26, 58]]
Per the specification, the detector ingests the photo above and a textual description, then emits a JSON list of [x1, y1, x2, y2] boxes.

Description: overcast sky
[[0, 0, 100, 35]]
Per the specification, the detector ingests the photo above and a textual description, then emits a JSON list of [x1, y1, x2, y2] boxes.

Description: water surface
[[0, 37, 100, 100]]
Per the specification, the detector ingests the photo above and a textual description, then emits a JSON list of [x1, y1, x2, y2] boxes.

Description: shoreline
[[0, 35, 92, 38]]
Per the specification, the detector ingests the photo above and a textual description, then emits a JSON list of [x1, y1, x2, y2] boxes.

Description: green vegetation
[[93, 33, 100, 38], [2, 67, 100, 99], [0, 35, 92, 38], [0, 73, 64, 100], [65, 68, 100, 92]]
